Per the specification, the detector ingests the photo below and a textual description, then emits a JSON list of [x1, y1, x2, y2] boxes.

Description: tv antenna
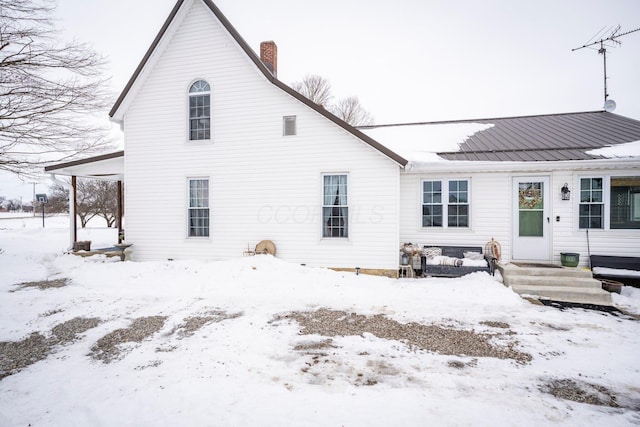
[[572, 25, 640, 103]]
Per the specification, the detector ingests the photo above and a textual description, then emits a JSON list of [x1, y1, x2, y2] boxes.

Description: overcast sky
[[2, 0, 639, 202]]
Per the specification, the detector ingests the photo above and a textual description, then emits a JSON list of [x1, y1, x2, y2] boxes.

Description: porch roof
[[44, 151, 124, 180]]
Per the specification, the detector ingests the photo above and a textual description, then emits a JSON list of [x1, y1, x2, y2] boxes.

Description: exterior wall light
[[561, 183, 571, 200]]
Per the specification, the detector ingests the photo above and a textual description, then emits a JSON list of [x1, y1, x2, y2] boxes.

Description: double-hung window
[[188, 178, 209, 237], [447, 180, 469, 227], [189, 80, 210, 141], [323, 174, 348, 238], [422, 180, 442, 227], [422, 179, 469, 228], [579, 177, 603, 229]]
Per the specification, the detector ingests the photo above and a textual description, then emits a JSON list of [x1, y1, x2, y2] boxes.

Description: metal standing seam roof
[[436, 111, 640, 161], [361, 111, 640, 162]]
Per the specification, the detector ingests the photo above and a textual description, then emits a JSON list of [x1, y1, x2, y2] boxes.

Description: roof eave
[[405, 156, 640, 173], [44, 151, 125, 172], [108, 0, 407, 167], [45, 151, 125, 180]]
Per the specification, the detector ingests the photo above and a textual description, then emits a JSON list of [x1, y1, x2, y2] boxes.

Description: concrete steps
[[499, 263, 612, 306], [508, 285, 612, 306], [506, 275, 601, 289]]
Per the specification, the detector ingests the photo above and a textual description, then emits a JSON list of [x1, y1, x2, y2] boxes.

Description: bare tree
[[74, 179, 119, 227], [291, 74, 333, 108], [291, 74, 374, 126], [46, 182, 69, 213], [93, 180, 117, 227], [329, 96, 374, 126], [76, 179, 97, 227], [0, 0, 113, 177], [46, 179, 118, 226]]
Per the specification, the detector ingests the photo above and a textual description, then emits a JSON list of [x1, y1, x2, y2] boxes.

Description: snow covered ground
[[1, 215, 639, 426]]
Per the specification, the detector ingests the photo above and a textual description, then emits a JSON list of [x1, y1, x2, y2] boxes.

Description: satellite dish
[[603, 99, 616, 112]]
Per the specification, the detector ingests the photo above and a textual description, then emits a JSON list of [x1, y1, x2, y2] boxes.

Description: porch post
[[72, 176, 78, 244], [117, 180, 123, 243]]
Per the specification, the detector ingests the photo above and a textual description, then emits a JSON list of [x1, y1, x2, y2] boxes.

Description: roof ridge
[[359, 110, 607, 129], [108, 0, 408, 166]]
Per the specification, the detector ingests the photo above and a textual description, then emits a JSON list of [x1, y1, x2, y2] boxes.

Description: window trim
[[321, 173, 349, 239], [447, 179, 470, 228], [578, 176, 605, 230], [421, 178, 470, 229], [421, 179, 443, 227], [187, 177, 210, 238], [188, 79, 211, 142]]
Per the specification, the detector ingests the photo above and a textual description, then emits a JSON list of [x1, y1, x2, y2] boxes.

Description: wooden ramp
[[72, 244, 132, 261], [499, 263, 612, 306]]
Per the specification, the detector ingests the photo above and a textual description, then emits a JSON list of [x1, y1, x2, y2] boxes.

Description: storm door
[[512, 177, 551, 261]]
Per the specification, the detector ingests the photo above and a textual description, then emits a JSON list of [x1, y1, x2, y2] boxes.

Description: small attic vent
[[283, 116, 296, 136]]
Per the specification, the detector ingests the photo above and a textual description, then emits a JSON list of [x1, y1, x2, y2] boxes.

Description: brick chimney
[[260, 41, 277, 77]]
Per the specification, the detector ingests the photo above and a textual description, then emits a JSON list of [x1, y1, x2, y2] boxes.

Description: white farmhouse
[[47, 0, 640, 281]]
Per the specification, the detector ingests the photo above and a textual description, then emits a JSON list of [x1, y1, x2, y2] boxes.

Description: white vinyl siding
[[402, 167, 640, 267], [121, 0, 400, 269]]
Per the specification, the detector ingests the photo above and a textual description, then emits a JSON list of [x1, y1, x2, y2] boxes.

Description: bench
[[420, 246, 496, 278], [590, 255, 640, 287]]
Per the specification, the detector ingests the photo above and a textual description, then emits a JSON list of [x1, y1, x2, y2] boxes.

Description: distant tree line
[[0, 196, 32, 212]]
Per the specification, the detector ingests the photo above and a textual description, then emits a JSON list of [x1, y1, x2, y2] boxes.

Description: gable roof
[[360, 111, 640, 162], [108, 0, 407, 167]]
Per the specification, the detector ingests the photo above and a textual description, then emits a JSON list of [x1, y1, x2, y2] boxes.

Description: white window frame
[[421, 179, 443, 227], [322, 173, 349, 239], [578, 176, 605, 230], [187, 178, 210, 238], [421, 178, 470, 229], [188, 80, 211, 142]]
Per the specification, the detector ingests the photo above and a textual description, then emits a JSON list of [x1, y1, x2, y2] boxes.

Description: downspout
[[117, 180, 123, 243], [49, 173, 76, 250]]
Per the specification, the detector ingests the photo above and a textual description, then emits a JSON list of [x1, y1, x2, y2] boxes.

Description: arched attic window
[[189, 80, 210, 140]]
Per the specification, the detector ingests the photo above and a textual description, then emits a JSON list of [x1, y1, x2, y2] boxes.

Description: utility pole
[[28, 182, 37, 216], [572, 26, 640, 103]]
